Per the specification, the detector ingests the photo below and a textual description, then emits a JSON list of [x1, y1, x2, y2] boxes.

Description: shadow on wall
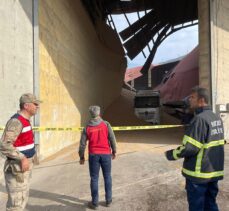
[[19, 0, 34, 24]]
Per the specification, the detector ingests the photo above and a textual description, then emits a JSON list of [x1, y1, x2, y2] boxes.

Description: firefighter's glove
[[165, 149, 176, 161]]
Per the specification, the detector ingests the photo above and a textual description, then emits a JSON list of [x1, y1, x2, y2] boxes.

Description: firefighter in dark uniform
[[165, 86, 225, 211]]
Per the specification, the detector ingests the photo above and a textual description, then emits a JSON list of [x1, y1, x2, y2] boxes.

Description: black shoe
[[106, 200, 112, 207], [88, 202, 98, 210]]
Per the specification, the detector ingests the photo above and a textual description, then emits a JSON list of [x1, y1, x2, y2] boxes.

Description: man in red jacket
[[78, 105, 117, 210]]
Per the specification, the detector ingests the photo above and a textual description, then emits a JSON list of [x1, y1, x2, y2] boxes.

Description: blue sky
[[111, 13, 198, 68]]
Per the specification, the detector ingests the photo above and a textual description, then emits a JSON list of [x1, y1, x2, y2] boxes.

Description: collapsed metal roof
[[82, 0, 198, 74]]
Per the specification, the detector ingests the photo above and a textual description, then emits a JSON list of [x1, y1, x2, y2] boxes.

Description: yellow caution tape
[[32, 127, 83, 132], [112, 125, 183, 131], [0, 125, 183, 132]]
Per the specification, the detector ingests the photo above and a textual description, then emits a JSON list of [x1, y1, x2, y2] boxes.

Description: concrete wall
[[0, 0, 34, 125], [39, 0, 126, 159], [199, 0, 229, 140], [210, 0, 229, 140], [0, 0, 34, 179]]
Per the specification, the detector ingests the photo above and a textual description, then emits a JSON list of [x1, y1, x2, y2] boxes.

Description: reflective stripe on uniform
[[203, 140, 225, 148], [182, 168, 224, 179], [195, 139, 224, 173], [182, 135, 203, 148], [183, 138, 225, 179], [173, 150, 179, 160], [16, 143, 34, 151], [21, 126, 32, 133], [195, 148, 204, 172], [173, 146, 185, 160]]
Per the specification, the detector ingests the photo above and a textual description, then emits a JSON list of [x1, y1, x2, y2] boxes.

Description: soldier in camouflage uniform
[[0, 93, 41, 211]]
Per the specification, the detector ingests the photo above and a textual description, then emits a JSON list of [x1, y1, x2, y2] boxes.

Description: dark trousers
[[185, 179, 219, 211], [89, 154, 112, 205]]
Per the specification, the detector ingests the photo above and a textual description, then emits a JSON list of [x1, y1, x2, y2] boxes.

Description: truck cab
[[134, 90, 160, 124]]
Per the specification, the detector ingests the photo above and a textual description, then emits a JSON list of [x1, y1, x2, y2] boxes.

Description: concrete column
[[210, 0, 229, 140], [198, 0, 211, 91], [0, 0, 34, 178], [0, 0, 34, 124], [33, 0, 40, 163]]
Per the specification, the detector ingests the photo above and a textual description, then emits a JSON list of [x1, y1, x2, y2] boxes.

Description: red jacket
[[86, 121, 111, 154], [12, 114, 35, 158]]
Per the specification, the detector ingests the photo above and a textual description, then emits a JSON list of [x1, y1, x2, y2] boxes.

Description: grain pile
[[103, 88, 180, 126]]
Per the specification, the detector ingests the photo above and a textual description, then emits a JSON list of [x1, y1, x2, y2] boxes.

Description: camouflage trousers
[[4, 158, 33, 211]]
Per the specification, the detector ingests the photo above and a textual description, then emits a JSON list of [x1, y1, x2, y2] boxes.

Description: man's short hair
[[191, 86, 209, 104], [89, 105, 100, 118]]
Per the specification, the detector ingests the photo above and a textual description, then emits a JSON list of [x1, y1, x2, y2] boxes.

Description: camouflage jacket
[[0, 117, 25, 160]]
